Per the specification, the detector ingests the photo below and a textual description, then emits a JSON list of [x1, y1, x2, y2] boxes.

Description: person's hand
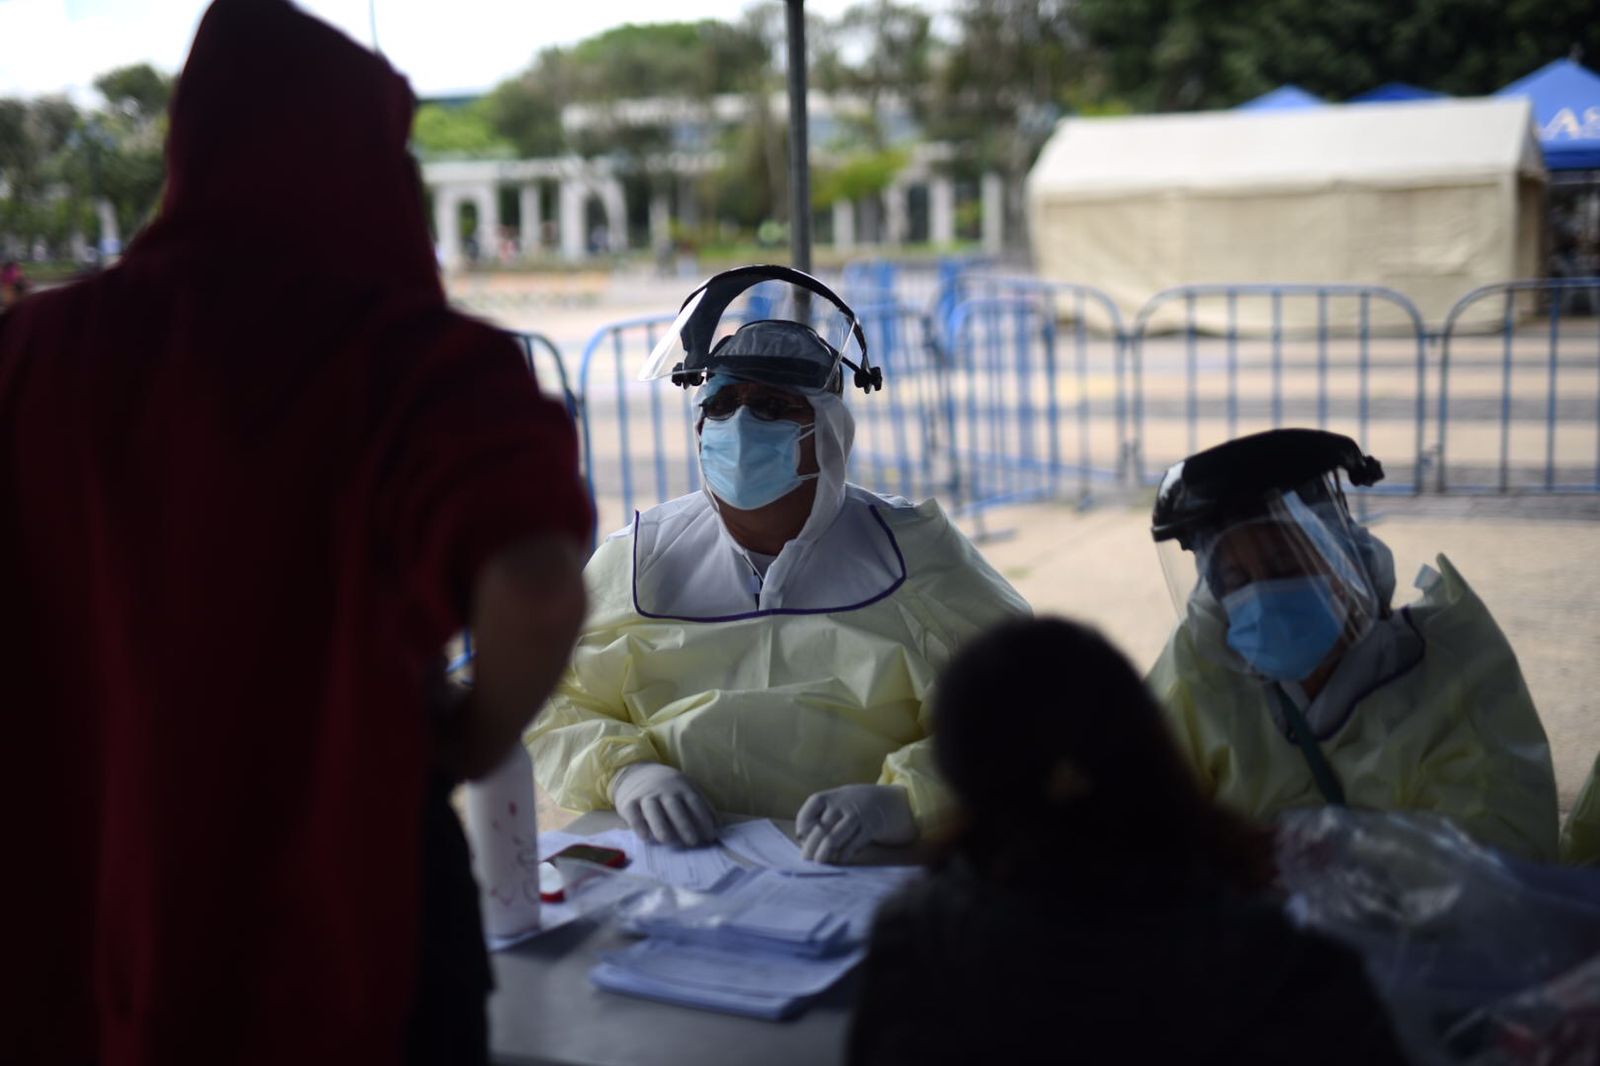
[[796, 785, 915, 864], [609, 762, 718, 846]]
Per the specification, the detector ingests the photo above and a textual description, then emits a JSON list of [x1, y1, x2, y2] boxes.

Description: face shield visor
[[640, 264, 879, 395], [1159, 476, 1381, 683]]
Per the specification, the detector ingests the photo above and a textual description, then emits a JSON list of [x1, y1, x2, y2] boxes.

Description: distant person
[[849, 617, 1407, 1065], [0, 259, 29, 311], [0, 2, 590, 1064], [1147, 429, 1559, 860]]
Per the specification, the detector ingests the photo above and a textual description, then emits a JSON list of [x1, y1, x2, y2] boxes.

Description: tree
[[94, 63, 173, 122], [925, 0, 1089, 248], [88, 64, 174, 240], [486, 75, 565, 159], [814, 1, 933, 149], [0, 95, 87, 256], [1075, 0, 1600, 109], [412, 100, 513, 159]]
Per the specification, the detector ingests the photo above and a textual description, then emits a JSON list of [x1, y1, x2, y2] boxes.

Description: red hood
[[139, 0, 440, 294]]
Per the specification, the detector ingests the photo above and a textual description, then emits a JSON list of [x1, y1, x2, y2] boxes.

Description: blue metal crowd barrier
[[943, 282, 1129, 521], [843, 255, 996, 319], [576, 313, 700, 545], [1128, 284, 1429, 497], [512, 330, 578, 419], [847, 301, 956, 502], [565, 275, 1598, 551], [1435, 279, 1600, 494]]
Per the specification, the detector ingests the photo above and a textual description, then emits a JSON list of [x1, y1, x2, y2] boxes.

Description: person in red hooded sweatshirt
[[0, 1, 591, 1064]]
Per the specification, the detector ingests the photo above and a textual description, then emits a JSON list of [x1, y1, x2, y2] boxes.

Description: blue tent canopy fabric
[[1350, 82, 1447, 104], [1237, 85, 1326, 112], [1496, 59, 1600, 170]]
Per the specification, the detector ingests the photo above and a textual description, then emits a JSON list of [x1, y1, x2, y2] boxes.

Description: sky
[[0, 0, 869, 103]]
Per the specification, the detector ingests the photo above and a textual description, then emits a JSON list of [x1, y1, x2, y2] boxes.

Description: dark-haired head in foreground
[[932, 616, 1274, 896], [848, 616, 1407, 1066]]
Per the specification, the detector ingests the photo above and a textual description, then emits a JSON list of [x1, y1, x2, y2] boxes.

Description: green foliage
[[487, 77, 564, 158], [412, 100, 513, 159], [814, 1, 933, 147], [706, 93, 789, 229], [1, 64, 175, 256], [90, 65, 174, 238], [925, 0, 1084, 177], [812, 148, 910, 207], [558, 20, 769, 101], [5, 2, 1598, 261], [94, 64, 172, 122], [1075, 0, 1600, 110]]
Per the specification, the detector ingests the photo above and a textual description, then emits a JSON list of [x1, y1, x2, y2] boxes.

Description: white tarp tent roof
[[1029, 96, 1544, 200], [1025, 97, 1546, 330]]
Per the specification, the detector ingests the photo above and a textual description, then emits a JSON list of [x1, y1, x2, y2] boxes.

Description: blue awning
[[1496, 59, 1600, 170], [1350, 82, 1447, 104], [1236, 85, 1326, 112]]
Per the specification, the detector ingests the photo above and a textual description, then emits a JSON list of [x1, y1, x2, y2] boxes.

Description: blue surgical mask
[[699, 406, 817, 510], [1221, 576, 1347, 681]]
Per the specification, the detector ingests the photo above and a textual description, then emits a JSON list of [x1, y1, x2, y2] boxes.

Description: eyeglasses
[[699, 388, 813, 423]]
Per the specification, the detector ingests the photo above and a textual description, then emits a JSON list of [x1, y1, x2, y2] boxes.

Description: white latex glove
[[609, 762, 718, 847], [795, 784, 916, 864]]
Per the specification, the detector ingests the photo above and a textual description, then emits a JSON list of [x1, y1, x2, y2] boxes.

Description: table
[[487, 812, 916, 1066]]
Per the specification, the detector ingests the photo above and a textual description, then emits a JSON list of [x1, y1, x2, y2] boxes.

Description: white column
[[885, 183, 908, 246], [474, 183, 500, 263], [678, 175, 699, 229], [832, 198, 855, 251], [559, 180, 586, 261], [518, 185, 540, 259], [981, 172, 1004, 255], [930, 176, 956, 247], [97, 199, 121, 257], [649, 190, 672, 251], [602, 178, 628, 252], [434, 187, 462, 272]]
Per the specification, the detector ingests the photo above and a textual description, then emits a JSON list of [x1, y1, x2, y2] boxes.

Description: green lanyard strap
[[1274, 687, 1347, 807]]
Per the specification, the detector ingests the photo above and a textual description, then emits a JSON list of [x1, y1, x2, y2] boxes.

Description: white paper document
[[637, 836, 746, 892], [603, 938, 864, 998], [589, 963, 800, 1021], [717, 819, 842, 875]]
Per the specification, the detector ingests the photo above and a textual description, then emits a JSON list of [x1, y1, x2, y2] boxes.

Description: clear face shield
[[639, 266, 876, 395], [1160, 476, 1381, 683]]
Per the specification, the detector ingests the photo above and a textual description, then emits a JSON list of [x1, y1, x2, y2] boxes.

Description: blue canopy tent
[[1236, 85, 1326, 111], [1350, 82, 1447, 104], [1496, 59, 1600, 170]]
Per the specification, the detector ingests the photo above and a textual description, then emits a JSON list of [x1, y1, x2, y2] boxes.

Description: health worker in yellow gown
[[525, 266, 1029, 863], [1146, 429, 1559, 861]]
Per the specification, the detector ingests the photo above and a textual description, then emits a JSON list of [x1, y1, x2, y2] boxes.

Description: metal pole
[[785, 0, 812, 275]]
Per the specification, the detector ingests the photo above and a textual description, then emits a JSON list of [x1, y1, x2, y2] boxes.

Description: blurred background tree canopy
[[3, 0, 1595, 261]]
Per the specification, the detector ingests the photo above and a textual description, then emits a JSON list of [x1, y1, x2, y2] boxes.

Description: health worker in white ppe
[[1146, 429, 1560, 861], [524, 265, 1029, 863]]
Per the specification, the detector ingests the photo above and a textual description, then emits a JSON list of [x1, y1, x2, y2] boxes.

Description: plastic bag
[[1276, 808, 1600, 1065]]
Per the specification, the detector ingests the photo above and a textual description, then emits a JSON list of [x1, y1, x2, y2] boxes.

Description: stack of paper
[[592, 828, 922, 1018], [591, 940, 866, 1021], [489, 820, 918, 953], [497, 818, 921, 1019]]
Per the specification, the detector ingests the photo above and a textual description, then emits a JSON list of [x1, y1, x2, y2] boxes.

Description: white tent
[[1025, 97, 1546, 330]]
